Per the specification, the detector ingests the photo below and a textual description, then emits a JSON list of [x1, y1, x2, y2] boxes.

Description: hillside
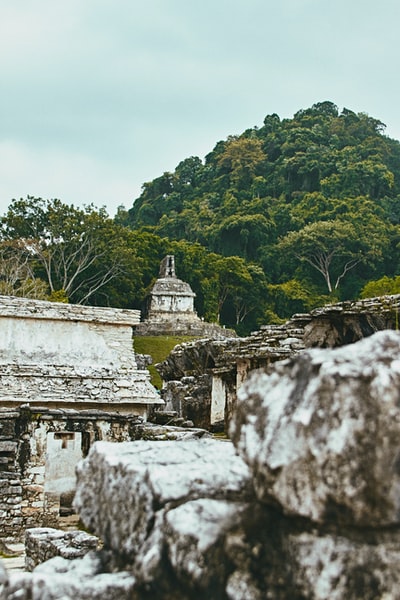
[[123, 101, 400, 332], [2, 102, 400, 337]]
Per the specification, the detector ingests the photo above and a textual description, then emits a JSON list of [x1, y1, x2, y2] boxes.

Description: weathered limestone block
[[130, 497, 256, 598], [164, 499, 251, 596], [2, 552, 137, 600], [224, 495, 400, 599], [0, 562, 7, 600], [8, 329, 400, 598], [25, 527, 99, 571], [226, 571, 264, 600], [73, 439, 253, 560], [223, 518, 400, 600], [160, 375, 214, 430], [286, 532, 400, 600], [132, 422, 210, 440], [0, 295, 162, 417], [230, 330, 400, 526], [33, 553, 136, 599], [1, 572, 33, 600]]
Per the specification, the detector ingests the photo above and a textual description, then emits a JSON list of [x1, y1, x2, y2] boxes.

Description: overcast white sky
[[1, 0, 399, 217]]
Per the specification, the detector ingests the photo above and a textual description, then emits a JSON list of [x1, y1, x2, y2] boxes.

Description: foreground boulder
[[230, 329, 400, 527], [3, 552, 137, 600], [3, 331, 400, 599], [73, 438, 254, 564], [1, 438, 254, 599]]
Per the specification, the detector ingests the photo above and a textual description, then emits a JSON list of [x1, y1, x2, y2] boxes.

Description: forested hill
[[2, 101, 400, 336], [123, 101, 400, 331]]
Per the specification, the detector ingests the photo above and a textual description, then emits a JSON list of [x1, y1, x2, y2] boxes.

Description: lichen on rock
[[230, 330, 400, 527]]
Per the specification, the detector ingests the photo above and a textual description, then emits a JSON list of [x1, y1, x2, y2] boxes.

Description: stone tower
[[159, 255, 176, 278], [134, 256, 236, 337], [145, 255, 197, 320]]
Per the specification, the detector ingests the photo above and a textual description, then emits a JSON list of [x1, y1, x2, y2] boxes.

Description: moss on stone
[[133, 336, 197, 388]]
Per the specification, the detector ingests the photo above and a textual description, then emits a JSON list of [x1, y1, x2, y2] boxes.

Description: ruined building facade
[[4, 331, 400, 598], [146, 255, 197, 318], [0, 295, 162, 539], [157, 294, 400, 431]]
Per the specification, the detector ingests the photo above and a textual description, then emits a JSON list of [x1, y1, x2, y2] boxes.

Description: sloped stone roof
[[150, 276, 196, 298]]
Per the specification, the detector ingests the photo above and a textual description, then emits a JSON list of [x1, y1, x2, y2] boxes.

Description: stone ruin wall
[[156, 294, 400, 431], [1, 293, 399, 552], [135, 254, 237, 339], [0, 407, 208, 542], [4, 331, 400, 598], [0, 295, 160, 414], [0, 408, 145, 541], [0, 295, 165, 542]]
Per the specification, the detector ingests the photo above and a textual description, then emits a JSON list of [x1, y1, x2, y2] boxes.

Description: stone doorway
[[44, 431, 82, 517]]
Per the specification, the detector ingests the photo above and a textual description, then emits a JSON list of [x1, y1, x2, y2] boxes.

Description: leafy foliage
[[124, 101, 400, 331], [3, 101, 400, 334], [0, 197, 155, 306], [360, 275, 400, 298], [0, 240, 49, 299]]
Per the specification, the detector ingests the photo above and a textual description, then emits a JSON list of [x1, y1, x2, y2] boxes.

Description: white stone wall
[[44, 432, 83, 495], [150, 293, 195, 313], [0, 295, 141, 325], [0, 409, 151, 539], [0, 317, 134, 370], [0, 296, 140, 371], [0, 295, 161, 412]]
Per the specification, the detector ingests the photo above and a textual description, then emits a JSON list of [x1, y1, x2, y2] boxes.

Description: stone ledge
[[25, 528, 99, 572], [0, 371, 162, 405], [0, 295, 140, 326]]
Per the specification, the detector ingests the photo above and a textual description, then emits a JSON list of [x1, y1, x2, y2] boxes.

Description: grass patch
[[134, 336, 197, 389]]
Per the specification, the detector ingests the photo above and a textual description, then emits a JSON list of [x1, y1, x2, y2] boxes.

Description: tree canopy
[[3, 101, 400, 334], [0, 197, 145, 305], [122, 101, 400, 327]]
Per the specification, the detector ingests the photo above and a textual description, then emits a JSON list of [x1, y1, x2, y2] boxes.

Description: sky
[[1, 0, 399, 217]]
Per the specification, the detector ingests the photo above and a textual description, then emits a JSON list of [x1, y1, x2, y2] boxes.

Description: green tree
[[0, 240, 49, 299], [216, 136, 265, 189], [107, 100, 400, 318], [1, 197, 128, 304], [211, 213, 273, 260], [320, 155, 394, 200], [360, 275, 400, 298], [175, 156, 204, 189], [267, 279, 330, 319], [278, 220, 367, 293]]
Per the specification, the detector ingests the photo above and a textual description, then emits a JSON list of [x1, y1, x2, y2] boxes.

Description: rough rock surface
[[73, 438, 254, 561], [286, 532, 400, 600], [25, 527, 99, 572], [0, 564, 7, 600], [159, 375, 214, 430], [2, 552, 137, 600], [156, 294, 400, 431], [230, 329, 400, 526], [4, 330, 400, 598]]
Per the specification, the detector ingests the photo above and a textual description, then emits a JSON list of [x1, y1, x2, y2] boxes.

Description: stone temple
[[135, 255, 235, 338], [145, 255, 197, 321]]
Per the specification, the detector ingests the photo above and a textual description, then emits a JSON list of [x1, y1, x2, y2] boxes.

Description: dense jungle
[[2, 101, 400, 335]]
